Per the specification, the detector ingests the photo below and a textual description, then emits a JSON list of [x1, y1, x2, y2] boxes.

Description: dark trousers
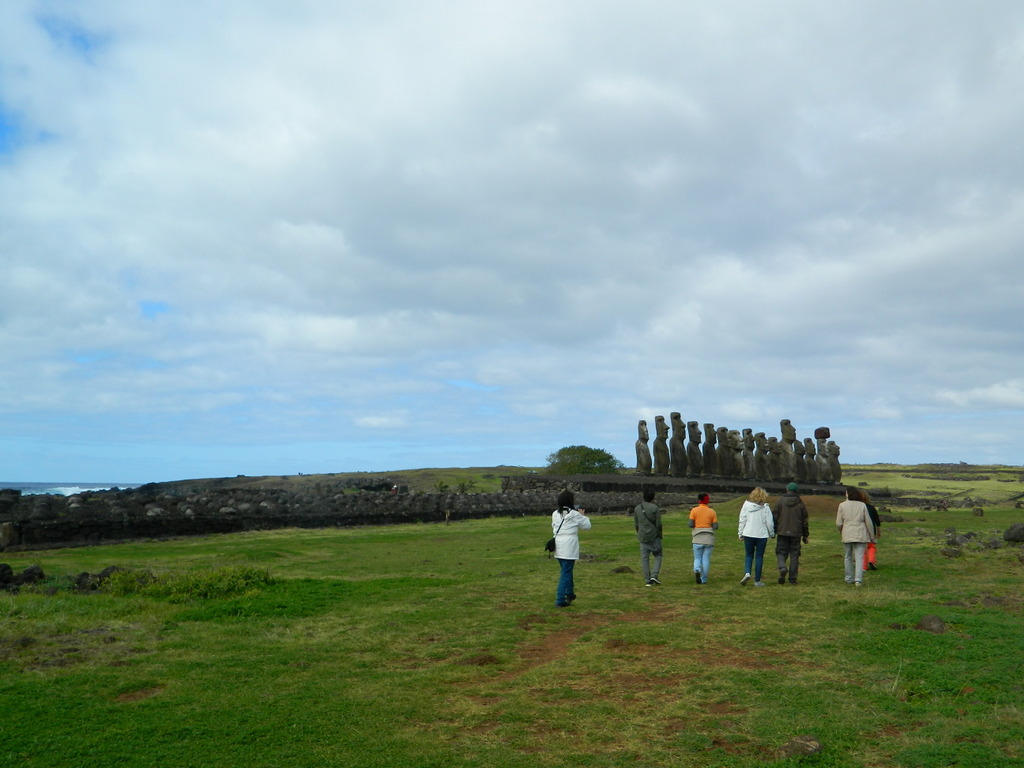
[[775, 535, 802, 582]]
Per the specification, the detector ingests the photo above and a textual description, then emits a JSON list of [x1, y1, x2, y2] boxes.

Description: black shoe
[[778, 568, 787, 585], [649, 576, 661, 585], [868, 562, 878, 571], [695, 570, 702, 584]]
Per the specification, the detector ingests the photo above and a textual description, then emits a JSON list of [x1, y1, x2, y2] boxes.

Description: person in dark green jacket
[[633, 488, 663, 586]]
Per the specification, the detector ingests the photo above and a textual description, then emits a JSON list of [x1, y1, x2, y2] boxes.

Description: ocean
[[0, 482, 136, 496]]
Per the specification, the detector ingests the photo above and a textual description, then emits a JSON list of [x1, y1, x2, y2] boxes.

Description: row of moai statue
[[635, 415, 842, 485]]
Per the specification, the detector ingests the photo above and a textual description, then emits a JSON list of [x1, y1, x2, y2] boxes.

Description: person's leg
[[843, 543, 855, 583], [693, 543, 702, 582], [776, 536, 791, 582], [556, 559, 574, 605], [753, 537, 767, 582], [701, 545, 713, 583], [864, 541, 877, 569], [789, 538, 802, 583], [743, 536, 755, 577], [650, 538, 663, 582], [853, 543, 866, 584], [640, 543, 651, 583]]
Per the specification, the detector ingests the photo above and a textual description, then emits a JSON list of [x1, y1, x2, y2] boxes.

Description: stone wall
[[0, 473, 856, 552]]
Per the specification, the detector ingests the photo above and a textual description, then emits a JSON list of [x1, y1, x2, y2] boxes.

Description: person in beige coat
[[836, 487, 875, 586]]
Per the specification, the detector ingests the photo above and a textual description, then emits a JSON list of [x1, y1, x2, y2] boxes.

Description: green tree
[[545, 445, 625, 475]]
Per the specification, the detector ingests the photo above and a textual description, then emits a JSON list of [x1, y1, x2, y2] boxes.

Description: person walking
[[857, 489, 882, 571], [552, 489, 592, 607], [836, 487, 875, 587], [633, 488, 663, 587], [773, 482, 809, 584], [688, 493, 719, 584], [738, 487, 775, 586]]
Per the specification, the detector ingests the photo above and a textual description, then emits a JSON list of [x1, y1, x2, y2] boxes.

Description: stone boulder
[[1003, 523, 1024, 543]]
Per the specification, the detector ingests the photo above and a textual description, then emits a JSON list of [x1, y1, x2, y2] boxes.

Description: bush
[[545, 445, 625, 475], [104, 566, 273, 601]]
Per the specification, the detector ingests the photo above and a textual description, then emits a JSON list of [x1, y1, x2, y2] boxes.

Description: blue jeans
[[844, 542, 867, 583], [692, 543, 714, 583], [743, 537, 768, 581], [556, 558, 576, 606]]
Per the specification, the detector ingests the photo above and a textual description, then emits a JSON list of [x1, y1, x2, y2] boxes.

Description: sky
[[2, 1, 1023, 483]]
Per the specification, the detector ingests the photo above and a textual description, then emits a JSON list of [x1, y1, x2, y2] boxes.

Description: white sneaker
[[740, 573, 751, 585]]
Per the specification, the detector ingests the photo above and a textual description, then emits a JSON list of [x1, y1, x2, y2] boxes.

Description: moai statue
[[803, 437, 819, 484], [635, 420, 653, 476], [686, 421, 704, 477], [741, 429, 756, 480], [827, 440, 842, 485], [815, 437, 832, 484], [716, 426, 734, 477], [792, 438, 808, 484], [754, 432, 771, 482], [779, 419, 798, 482], [652, 415, 670, 476], [702, 423, 719, 477], [727, 430, 745, 479], [768, 437, 784, 482], [669, 412, 688, 477]]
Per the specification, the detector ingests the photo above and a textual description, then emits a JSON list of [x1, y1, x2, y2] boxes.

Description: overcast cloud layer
[[2, 1, 1023, 482]]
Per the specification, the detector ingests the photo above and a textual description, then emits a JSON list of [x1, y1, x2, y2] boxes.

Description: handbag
[[545, 510, 568, 553]]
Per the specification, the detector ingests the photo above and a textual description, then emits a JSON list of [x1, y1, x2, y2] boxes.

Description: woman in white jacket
[[552, 489, 592, 607], [738, 487, 775, 586]]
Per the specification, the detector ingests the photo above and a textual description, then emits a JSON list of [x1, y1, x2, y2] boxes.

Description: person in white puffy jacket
[[552, 489, 591, 607], [738, 487, 775, 586]]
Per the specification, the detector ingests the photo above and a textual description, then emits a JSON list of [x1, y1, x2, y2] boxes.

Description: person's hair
[[748, 487, 768, 504], [860, 489, 872, 503], [557, 489, 575, 509], [845, 486, 863, 502], [643, 488, 656, 503], [698, 493, 710, 504]]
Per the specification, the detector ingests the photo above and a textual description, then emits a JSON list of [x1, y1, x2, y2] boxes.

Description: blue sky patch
[[0, 106, 21, 155], [37, 14, 108, 61], [139, 300, 170, 319]]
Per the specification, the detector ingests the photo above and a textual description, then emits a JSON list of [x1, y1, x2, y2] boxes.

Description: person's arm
[[738, 503, 747, 539]]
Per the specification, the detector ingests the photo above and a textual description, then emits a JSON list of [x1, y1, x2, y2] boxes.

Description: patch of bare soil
[[115, 686, 164, 702]]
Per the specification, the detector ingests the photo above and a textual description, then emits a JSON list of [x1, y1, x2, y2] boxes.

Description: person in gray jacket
[[772, 482, 809, 584], [633, 488, 663, 587]]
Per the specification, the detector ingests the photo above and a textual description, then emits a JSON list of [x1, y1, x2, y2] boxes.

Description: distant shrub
[[546, 445, 625, 475]]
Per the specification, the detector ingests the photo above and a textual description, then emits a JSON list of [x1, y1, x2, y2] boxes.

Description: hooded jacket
[[772, 491, 809, 539]]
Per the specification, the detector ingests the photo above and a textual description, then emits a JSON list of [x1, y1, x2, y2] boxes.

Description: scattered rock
[[610, 565, 634, 574], [940, 547, 962, 558], [915, 615, 947, 634], [778, 735, 822, 758], [1003, 523, 1024, 543]]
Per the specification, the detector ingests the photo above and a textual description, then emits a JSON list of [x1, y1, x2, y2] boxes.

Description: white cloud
[[1, 1, 1023, 481]]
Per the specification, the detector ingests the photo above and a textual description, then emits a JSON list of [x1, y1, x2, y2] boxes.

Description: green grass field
[[1, 475, 1022, 767]]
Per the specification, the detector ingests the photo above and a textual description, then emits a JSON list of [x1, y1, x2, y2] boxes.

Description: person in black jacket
[[853, 488, 881, 570], [772, 482, 809, 584]]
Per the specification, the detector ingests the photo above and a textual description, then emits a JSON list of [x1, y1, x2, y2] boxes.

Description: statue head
[[804, 437, 816, 455], [687, 421, 701, 440], [638, 420, 649, 440], [655, 415, 669, 438], [780, 419, 797, 443]]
